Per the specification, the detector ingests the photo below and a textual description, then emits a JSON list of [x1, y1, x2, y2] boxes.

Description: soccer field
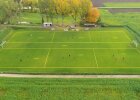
[[0, 27, 140, 74]]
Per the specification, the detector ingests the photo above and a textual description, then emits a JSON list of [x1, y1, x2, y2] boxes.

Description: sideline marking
[[3, 48, 136, 50], [93, 48, 98, 67], [44, 49, 51, 67], [89, 32, 92, 41], [7, 42, 131, 43], [0, 67, 140, 69], [51, 32, 55, 42], [2, 30, 13, 41]]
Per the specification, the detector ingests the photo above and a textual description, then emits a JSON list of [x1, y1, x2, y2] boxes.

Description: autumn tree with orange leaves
[[85, 7, 100, 23]]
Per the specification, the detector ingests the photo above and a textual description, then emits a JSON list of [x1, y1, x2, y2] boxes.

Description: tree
[[79, 0, 93, 20], [38, 0, 46, 23], [22, 0, 38, 11], [0, 0, 19, 24], [46, 0, 56, 23], [85, 7, 100, 23], [38, 0, 55, 23], [55, 0, 70, 26], [69, 0, 81, 25]]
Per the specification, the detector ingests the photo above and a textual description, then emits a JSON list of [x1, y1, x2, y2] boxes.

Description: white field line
[[2, 48, 136, 50], [93, 49, 99, 68], [7, 42, 131, 43], [0, 67, 140, 69], [43, 32, 55, 67], [2, 30, 13, 41], [44, 49, 51, 67], [44, 32, 55, 67], [8, 30, 124, 33], [51, 32, 55, 42], [8, 33, 16, 40], [89, 32, 92, 42], [124, 32, 131, 41]]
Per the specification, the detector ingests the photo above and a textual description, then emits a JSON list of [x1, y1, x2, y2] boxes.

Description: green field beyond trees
[[0, 78, 140, 100], [104, 2, 140, 8], [0, 27, 140, 74]]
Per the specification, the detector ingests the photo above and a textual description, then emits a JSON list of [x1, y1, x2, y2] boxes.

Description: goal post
[[0, 41, 6, 48], [132, 40, 139, 48]]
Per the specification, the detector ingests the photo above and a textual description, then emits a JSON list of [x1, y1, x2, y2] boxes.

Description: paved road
[[0, 74, 140, 78]]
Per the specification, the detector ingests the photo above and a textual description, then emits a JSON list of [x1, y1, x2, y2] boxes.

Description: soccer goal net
[[0, 41, 6, 48], [132, 40, 139, 48]]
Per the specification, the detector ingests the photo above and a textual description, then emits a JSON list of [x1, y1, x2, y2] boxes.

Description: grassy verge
[[0, 78, 140, 100]]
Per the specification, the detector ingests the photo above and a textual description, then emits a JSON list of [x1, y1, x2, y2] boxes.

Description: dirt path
[[0, 74, 140, 78]]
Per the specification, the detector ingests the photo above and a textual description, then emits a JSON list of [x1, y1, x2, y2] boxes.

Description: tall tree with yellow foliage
[[79, 0, 93, 20], [69, 0, 81, 25], [54, 0, 70, 26]]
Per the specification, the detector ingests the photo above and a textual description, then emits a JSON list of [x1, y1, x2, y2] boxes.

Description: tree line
[[0, 0, 100, 25]]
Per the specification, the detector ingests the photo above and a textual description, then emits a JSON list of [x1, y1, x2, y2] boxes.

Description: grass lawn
[[104, 2, 140, 8], [0, 78, 140, 100], [18, 12, 76, 25], [100, 9, 140, 36], [0, 27, 140, 74]]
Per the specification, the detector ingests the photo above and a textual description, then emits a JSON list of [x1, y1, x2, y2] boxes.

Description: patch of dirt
[[0, 88, 7, 96]]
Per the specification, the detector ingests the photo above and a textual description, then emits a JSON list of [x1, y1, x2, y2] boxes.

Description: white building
[[43, 22, 53, 27]]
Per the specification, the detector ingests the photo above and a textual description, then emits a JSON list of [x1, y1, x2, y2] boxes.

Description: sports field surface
[[0, 27, 140, 74]]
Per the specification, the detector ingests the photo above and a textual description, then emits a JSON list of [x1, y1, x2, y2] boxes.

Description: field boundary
[[7, 42, 131, 43], [2, 48, 136, 50], [0, 67, 140, 69]]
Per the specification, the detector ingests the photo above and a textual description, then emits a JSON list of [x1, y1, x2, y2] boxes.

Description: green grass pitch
[[0, 27, 140, 74]]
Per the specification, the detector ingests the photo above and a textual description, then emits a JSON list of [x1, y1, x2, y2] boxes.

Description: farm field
[[0, 27, 140, 74], [104, 2, 140, 7], [0, 78, 140, 100], [92, 0, 140, 7]]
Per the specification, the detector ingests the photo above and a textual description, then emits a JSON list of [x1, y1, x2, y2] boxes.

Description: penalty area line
[[44, 49, 51, 67]]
